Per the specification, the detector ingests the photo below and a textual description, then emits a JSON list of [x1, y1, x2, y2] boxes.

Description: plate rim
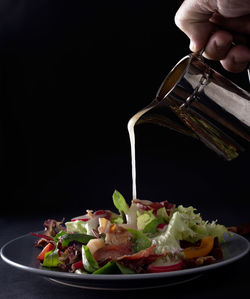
[[1, 231, 249, 282]]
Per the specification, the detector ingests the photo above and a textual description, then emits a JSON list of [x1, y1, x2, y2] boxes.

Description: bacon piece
[[106, 226, 132, 248], [117, 245, 156, 261], [183, 256, 216, 268], [94, 245, 161, 271], [98, 218, 133, 248], [228, 222, 250, 236], [132, 199, 176, 215], [117, 245, 164, 273], [94, 244, 132, 264]]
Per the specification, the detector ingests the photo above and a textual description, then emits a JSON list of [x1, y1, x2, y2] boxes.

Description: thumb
[[175, 0, 217, 52], [186, 22, 216, 52]]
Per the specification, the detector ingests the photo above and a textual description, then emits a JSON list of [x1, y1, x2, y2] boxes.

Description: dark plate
[[1, 232, 249, 290]]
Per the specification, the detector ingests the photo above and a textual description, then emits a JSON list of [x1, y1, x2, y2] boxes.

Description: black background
[[0, 1, 250, 298], [1, 0, 250, 225]]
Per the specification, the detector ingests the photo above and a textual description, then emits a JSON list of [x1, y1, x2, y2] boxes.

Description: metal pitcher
[[131, 52, 250, 160]]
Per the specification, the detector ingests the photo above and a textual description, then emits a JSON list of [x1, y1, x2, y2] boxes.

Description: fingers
[[209, 13, 250, 35], [203, 30, 233, 60], [175, 0, 250, 72], [202, 30, 250, 73], [174, 0, 216, 52], [221, 45, 250, 73]]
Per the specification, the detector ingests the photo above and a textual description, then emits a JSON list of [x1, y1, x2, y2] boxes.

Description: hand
[[175, 0, 250, 72]]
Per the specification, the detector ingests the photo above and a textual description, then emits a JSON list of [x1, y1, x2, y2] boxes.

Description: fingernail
[[215, 38, 228, 49], [215, 34, 232, 50]]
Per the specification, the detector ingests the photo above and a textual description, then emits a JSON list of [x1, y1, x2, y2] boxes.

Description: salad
[[32, 190, 229, 274]]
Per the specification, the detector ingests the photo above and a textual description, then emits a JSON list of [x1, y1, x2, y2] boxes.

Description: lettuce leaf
[[128, 228, 151, 252], [156, 207, 170, 222], [111, 215, 124, 224], [43, 249, 61, 267], [137, 209, 166, 234], [60, 233, 95, 247], [143, 217, 164, 234], [137, 210, 156, 231], [175, 205, 228, 242], [152, 205, 228, 254], [82, 245, 99, 273], [65, 220, 88, 234], [93, 261, 118, 274], [112, 190, 129, 214], [92, 262, 135, 274], [66, 218, 100, 236], [116, 262, 135, 274], [54, 230, 66, 243]]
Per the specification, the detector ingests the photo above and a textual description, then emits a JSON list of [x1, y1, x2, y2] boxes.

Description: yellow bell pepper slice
[[184, 236, 214, 259]]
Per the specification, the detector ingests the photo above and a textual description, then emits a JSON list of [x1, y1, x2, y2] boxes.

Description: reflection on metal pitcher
[[130, 52, 250, 161]]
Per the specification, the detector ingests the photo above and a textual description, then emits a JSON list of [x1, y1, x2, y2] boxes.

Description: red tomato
[[147, 261, 183, 273], [37, 243, 55, 261]]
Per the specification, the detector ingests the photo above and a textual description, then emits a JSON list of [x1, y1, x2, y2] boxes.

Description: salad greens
[[60, 233, 95, 247], [152, 205, 228, 254], [127, 229, 151, 252], [112, 190, 129, 214], [66, 220, 88, 234], [82, 245, 99, 273], [43, 249, 61, 267], [34, 190, 229, 274]]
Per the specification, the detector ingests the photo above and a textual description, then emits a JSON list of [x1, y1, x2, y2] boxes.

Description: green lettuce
[[128, 228, 151, 252], [92, 262, 135, 274], [152, 205, 228, 254], [43, 249, 61, 267], [82, 245, 99, 273], [54, 230, 66, 242], [156, 207, 170, 222], [111, 214, 124, 224], [60, 233, 95, 247], [137, 209, 166, 234], [112, 190, 129, 214], [143, 217, 164, 234], [137, 210, 156, 231], [175, 205, 228, 242], [116, 262, 135, 274], [93, 261, 118, 274], [65, 220, 88, 234], [66, 218, 100, 236]]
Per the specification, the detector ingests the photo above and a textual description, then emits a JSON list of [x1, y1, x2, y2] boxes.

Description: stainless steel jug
[[131, 52, 250, 160]]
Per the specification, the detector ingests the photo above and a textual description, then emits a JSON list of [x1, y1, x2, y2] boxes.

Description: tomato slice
[[147, 261, 183, 273], [37, 243, 55, 261]]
